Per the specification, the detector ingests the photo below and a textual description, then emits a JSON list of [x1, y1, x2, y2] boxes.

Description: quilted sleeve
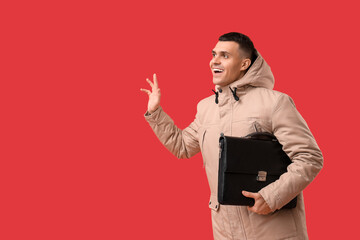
[[259, 94, 324, 210], [144, 105, 201, 159]]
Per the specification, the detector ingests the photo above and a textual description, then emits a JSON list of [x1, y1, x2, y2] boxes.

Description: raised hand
[[140, 73, 161, 114]]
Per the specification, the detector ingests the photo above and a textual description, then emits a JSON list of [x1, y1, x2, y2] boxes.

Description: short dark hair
[[219, 32, 257, 69]]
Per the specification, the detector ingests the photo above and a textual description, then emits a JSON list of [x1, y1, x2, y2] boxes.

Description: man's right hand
[[140, 73, 161, 114]]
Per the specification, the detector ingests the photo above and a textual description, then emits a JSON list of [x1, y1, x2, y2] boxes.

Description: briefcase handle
[[244, 132, 278, 141]]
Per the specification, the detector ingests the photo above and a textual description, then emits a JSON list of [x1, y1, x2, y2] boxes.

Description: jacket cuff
[[144, 106, 163, 122], [259, 184, 282, 211]]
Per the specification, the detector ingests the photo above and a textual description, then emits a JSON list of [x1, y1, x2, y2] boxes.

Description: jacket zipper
[[231, 98, 247, 238], [230, 98, 233, 135]]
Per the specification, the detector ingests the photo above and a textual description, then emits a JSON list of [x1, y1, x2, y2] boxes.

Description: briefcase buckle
[[257, 171, 267, 182]]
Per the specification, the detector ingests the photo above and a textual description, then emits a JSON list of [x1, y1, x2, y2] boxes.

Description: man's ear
[[240, 58, 251, 71]]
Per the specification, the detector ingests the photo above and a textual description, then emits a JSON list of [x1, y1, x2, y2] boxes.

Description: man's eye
[[212, 53, 216, 57], [224, 55, 229, 59]]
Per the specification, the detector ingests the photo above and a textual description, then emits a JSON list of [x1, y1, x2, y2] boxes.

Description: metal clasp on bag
[[257, 171, 267, 182]]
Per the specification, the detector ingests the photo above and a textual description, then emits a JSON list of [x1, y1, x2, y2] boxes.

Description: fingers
[[242, 191, 258, 199], [141, 73, 158, 94], [247, 206, 254, 212], [247, 205, 270, 215], [153, 73, 158, 88], [247, 202, 261, 214], [145, 73, 158, 89], [146, 78, 154, 88], [140, 88, 151, 96], [244, 192, 272, 215]]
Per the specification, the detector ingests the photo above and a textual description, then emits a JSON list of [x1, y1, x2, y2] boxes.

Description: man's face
[[210, 41, 245, 87]]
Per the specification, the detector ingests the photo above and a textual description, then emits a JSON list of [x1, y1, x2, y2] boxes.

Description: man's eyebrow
[[212, 50, 231, 55]]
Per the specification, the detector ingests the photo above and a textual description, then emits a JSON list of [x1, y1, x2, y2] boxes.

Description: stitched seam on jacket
[[271, 94, 284, 131], [236, 207, 247, 239], [225, 207, 235, 240]]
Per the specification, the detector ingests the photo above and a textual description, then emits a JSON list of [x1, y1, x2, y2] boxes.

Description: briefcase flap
[[218, 132, 297, 208], [220, 134, 292, 176]]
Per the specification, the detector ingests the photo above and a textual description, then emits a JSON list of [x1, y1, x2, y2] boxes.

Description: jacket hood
[[215, 50, 275, 91]]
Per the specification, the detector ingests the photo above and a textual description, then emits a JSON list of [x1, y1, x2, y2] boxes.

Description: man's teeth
[[213, 69, 224, 73]]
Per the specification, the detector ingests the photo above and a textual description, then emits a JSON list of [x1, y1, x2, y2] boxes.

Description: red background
[[1, 0, 359, 239]]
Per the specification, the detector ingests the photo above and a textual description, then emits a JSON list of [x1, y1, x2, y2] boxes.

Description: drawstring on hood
[[229, 87, 239, 101], [212, 87, 239, 104], [212, 89, 219, 104]]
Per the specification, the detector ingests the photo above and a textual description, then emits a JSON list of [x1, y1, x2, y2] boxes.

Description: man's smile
[[212, 68, 224, 76]]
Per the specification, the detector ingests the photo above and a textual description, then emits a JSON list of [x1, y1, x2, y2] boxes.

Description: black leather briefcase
[[217, 132, 297, 209]]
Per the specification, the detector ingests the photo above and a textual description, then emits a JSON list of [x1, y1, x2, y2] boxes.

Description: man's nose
[[211, 56, 221, 65]]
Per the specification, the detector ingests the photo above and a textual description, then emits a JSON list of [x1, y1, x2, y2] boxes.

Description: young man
[[140, 32, 323, 240]]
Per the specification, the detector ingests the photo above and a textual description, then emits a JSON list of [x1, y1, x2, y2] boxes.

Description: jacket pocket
[[232, 118, 272, 137], [248, 209, 297, 239], [199, 128, 207, 167], [199, 125, 221, 168], [231, 120, 256, 137]]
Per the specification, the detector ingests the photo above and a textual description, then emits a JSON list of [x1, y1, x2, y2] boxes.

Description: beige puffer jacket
[[144, 50, 323, 240]]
